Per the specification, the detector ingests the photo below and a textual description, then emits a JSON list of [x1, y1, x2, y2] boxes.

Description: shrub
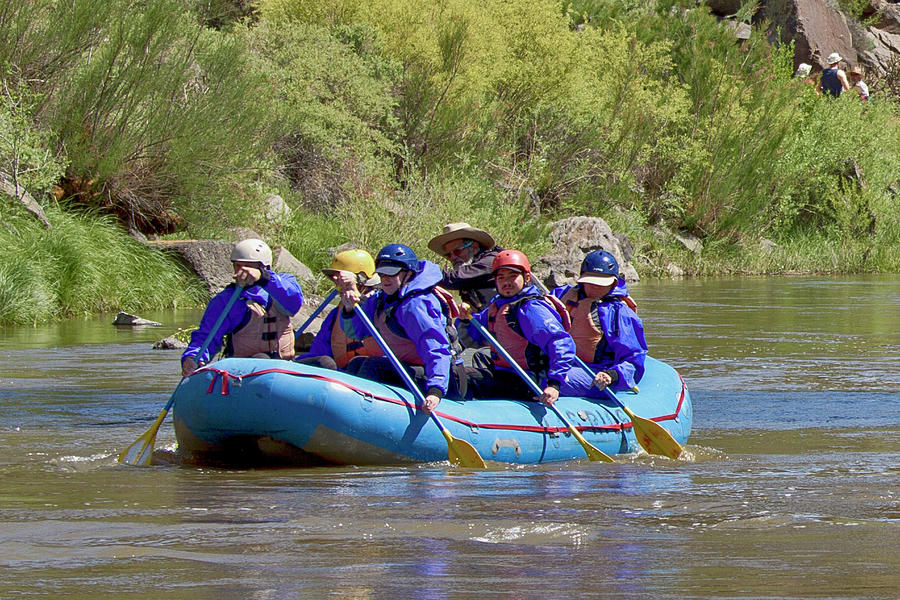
[[0, 67, 64, 195], [0, 207, 205, 325], [241, 19, 401, 212]]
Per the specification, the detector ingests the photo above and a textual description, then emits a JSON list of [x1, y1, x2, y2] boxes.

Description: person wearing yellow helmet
[[295, 249, 381, 370], [181, 239, 304, 376]]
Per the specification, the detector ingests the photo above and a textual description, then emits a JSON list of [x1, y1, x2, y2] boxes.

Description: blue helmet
[[375, 243, 418, 276], [577, 250, 620, 285]]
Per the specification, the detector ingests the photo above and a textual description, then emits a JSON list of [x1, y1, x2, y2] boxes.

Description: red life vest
[[229, 299, 295, 359], [487, 294, 569, 372]]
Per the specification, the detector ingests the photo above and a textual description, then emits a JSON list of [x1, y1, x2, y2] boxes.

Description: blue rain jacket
[[461, 284, 580, 390], [341, 260, 452, 395], [550, 279, 647, 391], [182, 271, 304, 365]]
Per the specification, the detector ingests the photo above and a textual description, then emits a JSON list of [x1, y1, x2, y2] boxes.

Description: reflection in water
[[0, 276, 897, 598]]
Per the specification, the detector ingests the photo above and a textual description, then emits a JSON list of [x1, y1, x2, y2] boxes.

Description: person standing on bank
[[337, 243, 463, 414], [550, 250, 647, 392], [848, 66, 869, 101], [181, 239, 304, 377], [428, 222, 502, 312], [817, 52, 850, 98], [459, 250, 597, 406], [295, 249, 381, 371]]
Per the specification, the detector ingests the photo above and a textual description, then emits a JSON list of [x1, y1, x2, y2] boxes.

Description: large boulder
[[765, 0, 857, 69], [869, 0, 900, 34], [860, 26, 900, 75], [148, 240, 316, 298], [532, 217, 639, 289]]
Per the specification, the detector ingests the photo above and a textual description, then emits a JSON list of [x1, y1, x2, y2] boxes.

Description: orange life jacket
[[560, 285, 637, 364], [487, 294, 569, 372], [560, 287, 605, 364], [229, 299, 295, 359], [329, 312, 371, 368]]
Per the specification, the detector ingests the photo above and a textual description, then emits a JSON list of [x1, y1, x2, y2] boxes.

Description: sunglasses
[[446, 240, 474, 256]]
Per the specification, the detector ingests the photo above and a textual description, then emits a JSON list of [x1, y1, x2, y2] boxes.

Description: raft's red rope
[[195, 366, 687, 435]]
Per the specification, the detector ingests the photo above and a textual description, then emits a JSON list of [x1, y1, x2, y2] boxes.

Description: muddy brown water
[[1, 275, 897, 599]]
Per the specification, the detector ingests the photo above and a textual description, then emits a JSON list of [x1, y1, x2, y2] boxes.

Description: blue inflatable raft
[[173, 356, 691, 466]]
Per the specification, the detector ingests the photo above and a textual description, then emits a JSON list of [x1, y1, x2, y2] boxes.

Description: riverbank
[[1, 203, 896, 327]]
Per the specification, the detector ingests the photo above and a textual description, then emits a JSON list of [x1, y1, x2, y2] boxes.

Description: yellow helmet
[[322, 249, 378, 285]]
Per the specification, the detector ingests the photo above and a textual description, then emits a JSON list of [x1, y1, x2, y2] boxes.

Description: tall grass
[[0, 207, 205, 325]]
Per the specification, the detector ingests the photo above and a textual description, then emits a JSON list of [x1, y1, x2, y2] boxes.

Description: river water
[[1, 276, 897, 599]]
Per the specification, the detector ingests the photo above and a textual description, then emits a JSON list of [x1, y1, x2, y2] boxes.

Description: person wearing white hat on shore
[[428, 222, 503, 312], [817, 52, 850, 98]]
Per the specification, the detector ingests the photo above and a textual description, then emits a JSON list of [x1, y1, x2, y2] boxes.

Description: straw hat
[[848, 66, 864, 77], [427, 222, 495, 255], [826, 52, 842, 65]]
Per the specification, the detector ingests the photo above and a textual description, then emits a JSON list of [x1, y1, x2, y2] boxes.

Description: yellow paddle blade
[[623, 406, 683, 459], [568, 426, 615, 463], [117, 408, 169, 466], [442, 430, 486, 468]]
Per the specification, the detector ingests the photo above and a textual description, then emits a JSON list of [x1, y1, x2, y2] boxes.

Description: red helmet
[[491, 249, 531, 275]]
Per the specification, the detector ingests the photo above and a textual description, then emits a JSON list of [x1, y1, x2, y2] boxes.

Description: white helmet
[[231, 239, 272, 269]]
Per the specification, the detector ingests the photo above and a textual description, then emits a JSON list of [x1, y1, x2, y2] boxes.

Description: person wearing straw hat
[[428, 222, 503, 312], [295, 249, 381, 370], [848, 66, 869, 101], [817, 52, 850, 98]]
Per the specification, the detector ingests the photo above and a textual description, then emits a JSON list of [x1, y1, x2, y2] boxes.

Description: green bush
[[0, 0, 274, 233], [0, 68, 64, 194], [241, 18, 401, 212], [0, 207, 205, 325]]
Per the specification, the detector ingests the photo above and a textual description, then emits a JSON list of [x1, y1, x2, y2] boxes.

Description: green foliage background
[[0, 0, 898, 323]]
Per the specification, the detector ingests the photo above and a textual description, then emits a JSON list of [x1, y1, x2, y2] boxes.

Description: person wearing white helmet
[[181, 239, 304, 376], [816, 52, 850, 98]]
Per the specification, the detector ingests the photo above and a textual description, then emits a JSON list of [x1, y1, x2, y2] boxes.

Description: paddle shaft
[[294, 288, 339, 338], [465, 317, 614, 462], [167, 284, 245, 410], [118, 284, 245, 465], [351, 304, 449, 434]]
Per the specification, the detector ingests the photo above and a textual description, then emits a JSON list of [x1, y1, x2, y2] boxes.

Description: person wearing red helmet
[[459, 249, 594, 405]]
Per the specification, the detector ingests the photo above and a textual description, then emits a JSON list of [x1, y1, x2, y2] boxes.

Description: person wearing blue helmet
[[337, 243, 464, 413], [550, 250, 647, 392]]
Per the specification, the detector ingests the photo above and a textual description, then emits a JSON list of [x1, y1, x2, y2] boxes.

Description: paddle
[[352, 304, 486, 468], [464, 317, 614, 463], [294, 288, 339, 339], [573, 356, 683, 459], [530, 278, 681, 458], [117, 284, 244, 466]]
